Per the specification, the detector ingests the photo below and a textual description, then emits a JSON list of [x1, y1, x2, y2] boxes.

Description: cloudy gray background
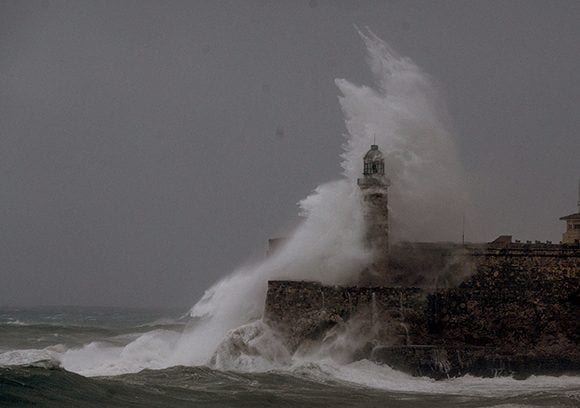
[[1, 1, 579, 307]]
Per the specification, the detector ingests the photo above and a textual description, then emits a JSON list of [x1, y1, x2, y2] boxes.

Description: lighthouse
[[357, 144, 390, 274]]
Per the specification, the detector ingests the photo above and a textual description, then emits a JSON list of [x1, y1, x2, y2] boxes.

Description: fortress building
[[560, 180, 580, 244], [357, 145, 390, 275], [263, 147, 579, 379]]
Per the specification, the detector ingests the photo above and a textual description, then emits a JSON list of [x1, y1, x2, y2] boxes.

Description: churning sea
[[0, 306, 578, 407]]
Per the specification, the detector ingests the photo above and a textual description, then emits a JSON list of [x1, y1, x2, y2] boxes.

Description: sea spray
[[338, 29, 469, 242], [4, 29, 472, 377], [170, 179, 369, 366], [209, 320, 291, 371], [172, 28, 470, 367]]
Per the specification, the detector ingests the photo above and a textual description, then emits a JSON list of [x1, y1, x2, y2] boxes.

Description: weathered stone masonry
[[264, 244, 580, 378], [264, 280, 426, 350]]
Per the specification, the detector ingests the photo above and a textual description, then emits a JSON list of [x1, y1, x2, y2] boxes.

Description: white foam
[[169, 178, 369, 367], [3, 319, 27, 326], [0, 328, 181, 376], [284, 358, 580, 398], [210, 320, 291, 371], [0, 349, 60, 367], [59, 329, 180, 376], [341, 360, 578, 394]]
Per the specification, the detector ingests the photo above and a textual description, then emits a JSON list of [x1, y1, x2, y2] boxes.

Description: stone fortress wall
[[264, 243, 580, 378]]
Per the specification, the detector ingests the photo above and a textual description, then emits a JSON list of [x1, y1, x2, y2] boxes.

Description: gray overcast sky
[[1, 1, 579, 307]]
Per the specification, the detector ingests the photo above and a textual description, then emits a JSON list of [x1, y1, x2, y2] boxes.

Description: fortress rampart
[[264, 244, 580, 378]]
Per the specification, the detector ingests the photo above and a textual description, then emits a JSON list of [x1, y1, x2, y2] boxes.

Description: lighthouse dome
[[364, 144, 383, 161], [363, 145, 385, 176]]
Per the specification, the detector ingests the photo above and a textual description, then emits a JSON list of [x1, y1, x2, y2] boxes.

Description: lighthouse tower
[[357, 145, 390, 273]]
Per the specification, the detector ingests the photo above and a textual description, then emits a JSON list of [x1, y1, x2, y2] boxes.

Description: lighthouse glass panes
[[363, 157, 384, 176], [364, 161, 371, 175]]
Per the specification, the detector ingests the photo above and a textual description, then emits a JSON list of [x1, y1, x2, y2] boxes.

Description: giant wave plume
[[4, 29, 476, 384]]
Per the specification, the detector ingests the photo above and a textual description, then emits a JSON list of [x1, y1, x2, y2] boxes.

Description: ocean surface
[[0, 307, 579, 407]]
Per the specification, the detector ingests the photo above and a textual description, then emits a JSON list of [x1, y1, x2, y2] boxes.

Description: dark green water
[[1, 307, 578, 407], [0, 306, 186, 351], [2, 364, 579, 408]]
